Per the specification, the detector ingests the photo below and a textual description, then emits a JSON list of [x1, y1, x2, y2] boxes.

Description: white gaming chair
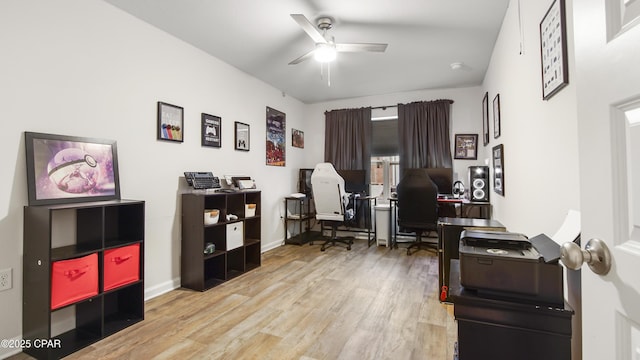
[[311, 163, 355, 251]]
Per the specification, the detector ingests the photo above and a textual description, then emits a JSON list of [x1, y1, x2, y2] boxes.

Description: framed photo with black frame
[[454, 134, 478, 160], [24, 131, 121, 206], [540, 0, 569, 100], [157, 101, 184, 142], [235, 121, 250, 151], [201, 113, 221, 148], [482, 92, 490, 146], [493, 144, 504, 196], [493, 94, 501, 138]]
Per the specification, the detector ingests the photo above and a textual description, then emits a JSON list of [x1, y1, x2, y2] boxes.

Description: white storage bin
[[245, 203, 256, 217], [204, 209, 219, 225], [226, 221, 244, 250]]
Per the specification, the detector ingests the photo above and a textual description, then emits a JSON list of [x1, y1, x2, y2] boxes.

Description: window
[[371, 109, 399, 203], [371, 156, 399, 203]]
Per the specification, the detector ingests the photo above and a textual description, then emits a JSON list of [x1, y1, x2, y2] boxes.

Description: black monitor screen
[[425, 167, 453, 194], [299, 168, 313, 196], [337, 169, 368, 194]]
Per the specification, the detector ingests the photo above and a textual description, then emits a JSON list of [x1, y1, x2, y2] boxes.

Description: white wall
[[482, 0, 580, 237], [0, 0, 322, 353], [482, 1, 581, 359], [307, 86, 486, 184]]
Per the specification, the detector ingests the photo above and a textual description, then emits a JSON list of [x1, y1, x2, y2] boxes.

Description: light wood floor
[[11, 240, 457, 360]]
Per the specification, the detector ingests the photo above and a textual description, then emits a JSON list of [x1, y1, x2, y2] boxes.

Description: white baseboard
[[144, 277, 180, 301], [261, 238, 284, 253]]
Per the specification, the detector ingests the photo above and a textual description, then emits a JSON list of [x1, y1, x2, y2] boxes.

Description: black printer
[[459, 230, 564, 305]]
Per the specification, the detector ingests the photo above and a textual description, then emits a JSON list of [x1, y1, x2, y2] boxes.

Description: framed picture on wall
[[454, 134, 478, 160], [234, 122, 250, 151], [482, 92, 490, 146], [493, 144, 504, 196], [292, 128, 304, 148], [157, 102, 183, 142], [540, 0, 569, 100], [493, 94, 501, 138], [201, 113, 221, 148], [24, 132, 121, 206], [266, 106, 286, 166]]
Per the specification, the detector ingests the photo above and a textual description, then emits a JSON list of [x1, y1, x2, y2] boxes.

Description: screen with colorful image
[[25, 132, 121, 206]]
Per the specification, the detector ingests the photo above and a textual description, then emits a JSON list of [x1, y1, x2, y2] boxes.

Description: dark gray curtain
[[324, 107, 372, 229], [324, 107, 372, 178], [398, 99, 453, 175]]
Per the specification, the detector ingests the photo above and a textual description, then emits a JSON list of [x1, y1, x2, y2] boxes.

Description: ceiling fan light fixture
[[450, 62, 464, 70], [314, 43, 337, 63]]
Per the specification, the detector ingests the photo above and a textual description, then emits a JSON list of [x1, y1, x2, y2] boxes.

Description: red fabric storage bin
[[103, 244, 140, 291], [51, 253, 99, 310]]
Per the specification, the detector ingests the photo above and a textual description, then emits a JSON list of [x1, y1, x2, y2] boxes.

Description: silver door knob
[[560, 238, 611, 275]]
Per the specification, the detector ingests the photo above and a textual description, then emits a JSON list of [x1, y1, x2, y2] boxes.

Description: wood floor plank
[[9, 240, 457, 360]]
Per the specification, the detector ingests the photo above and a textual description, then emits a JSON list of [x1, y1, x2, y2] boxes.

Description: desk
[[387, 198, 492, 249], [437, 217, 505, 303], [437, 198, 492, 219], [320, 195, 377, 247]]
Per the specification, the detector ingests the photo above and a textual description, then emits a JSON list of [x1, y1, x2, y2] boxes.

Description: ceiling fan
[[289, 14, 388, 65]]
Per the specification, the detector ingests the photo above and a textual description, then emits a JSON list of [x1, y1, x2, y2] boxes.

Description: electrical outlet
[[0, 268, 12, 291]]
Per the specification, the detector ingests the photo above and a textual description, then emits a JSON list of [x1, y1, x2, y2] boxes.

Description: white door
[[573, 0, 640, 358]]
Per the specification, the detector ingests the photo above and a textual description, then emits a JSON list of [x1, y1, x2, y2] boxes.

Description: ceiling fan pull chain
[[328, 62, 331, 87]]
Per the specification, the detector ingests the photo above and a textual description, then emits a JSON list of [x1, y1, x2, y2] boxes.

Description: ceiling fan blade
[[336, 43, 388, 53], [288, 49, 316, 65], [291, 14, 327, 44]]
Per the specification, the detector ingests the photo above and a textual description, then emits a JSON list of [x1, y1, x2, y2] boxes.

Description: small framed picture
[[235, 121, 250, 151], [493, 94, 501, 139], [157, 102, 183, 142], [493, 144, 504, 196], [482, 92, 489, 146], [292, 128, 304, 148], [540, 0, 569, 100], [454, 134, 478, 160], [201, 113, 221, 148]]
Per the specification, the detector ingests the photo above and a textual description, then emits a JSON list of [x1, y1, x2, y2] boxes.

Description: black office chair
[[396, 168, 439, 255], [310, 163, 355, 251]]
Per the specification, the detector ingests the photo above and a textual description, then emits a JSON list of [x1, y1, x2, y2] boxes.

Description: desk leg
[[388, 202, 393, 249], [367, 198, 374, 247], [438, 225, 448, 302], [389, 201, 398, 249]]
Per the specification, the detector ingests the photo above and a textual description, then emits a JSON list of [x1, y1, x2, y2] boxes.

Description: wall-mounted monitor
[[24, 132, 121, 206]]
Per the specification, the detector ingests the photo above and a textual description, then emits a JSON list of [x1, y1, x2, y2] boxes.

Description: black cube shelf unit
[[23, 199, 145, 360], [181, 190, 261, 291]]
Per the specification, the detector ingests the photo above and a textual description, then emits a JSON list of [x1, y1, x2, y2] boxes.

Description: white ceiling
[[103, 0, 510, 104]]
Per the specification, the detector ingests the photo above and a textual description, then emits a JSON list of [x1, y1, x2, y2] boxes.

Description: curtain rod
[[371, 99, 454, 110], [326, 99, 455, 113], [371, 105, 398, 110]]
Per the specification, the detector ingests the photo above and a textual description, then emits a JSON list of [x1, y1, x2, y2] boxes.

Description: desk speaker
[[468, 166, 489, 202]]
